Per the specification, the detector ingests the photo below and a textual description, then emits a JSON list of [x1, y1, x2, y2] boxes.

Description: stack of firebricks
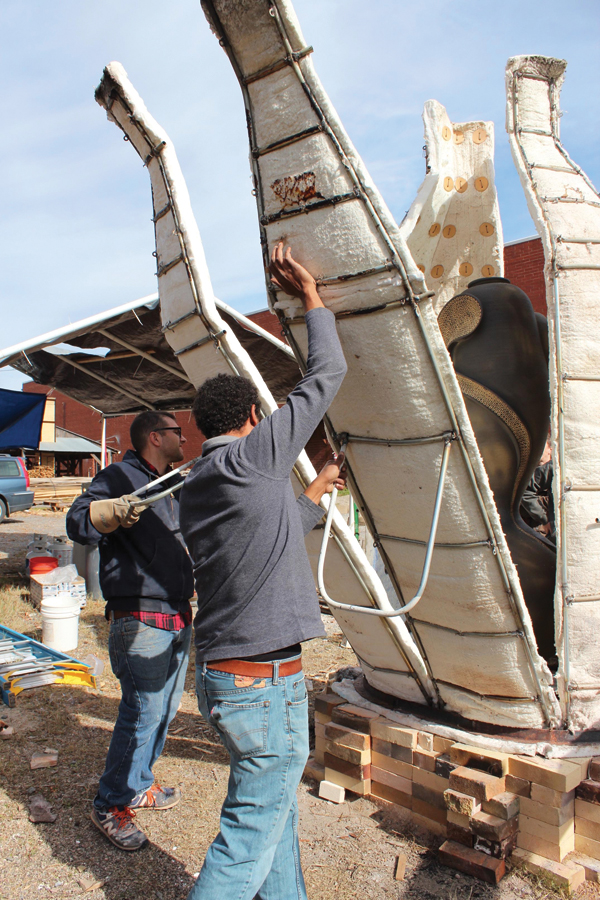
[[308, 688, 600, 891]]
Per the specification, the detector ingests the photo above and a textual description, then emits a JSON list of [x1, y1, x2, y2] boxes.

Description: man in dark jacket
[[181, 243, 347, 900], [67, 411, 194, 851]]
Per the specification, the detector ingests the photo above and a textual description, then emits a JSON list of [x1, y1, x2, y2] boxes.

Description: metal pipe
[[100, 418, 107, 470], [96, 328, 192, 383], [130, 456, 201, 499], [318, 438, 452, 618]]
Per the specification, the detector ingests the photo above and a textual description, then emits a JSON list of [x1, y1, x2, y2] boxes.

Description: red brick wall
[[503, 237, 547, 315]]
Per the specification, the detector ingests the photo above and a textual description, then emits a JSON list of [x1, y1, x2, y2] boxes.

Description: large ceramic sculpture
[[506, 56, 600, 731], [200, 0, 559, 728], [94, 62, 433, 700]]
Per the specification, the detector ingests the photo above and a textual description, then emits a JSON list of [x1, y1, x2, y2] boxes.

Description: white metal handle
[[317, 438, 452, 617]]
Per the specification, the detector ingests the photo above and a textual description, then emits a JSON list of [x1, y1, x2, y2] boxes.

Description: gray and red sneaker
[[128, 783, 181, 810], [90, 806, 148, 851]]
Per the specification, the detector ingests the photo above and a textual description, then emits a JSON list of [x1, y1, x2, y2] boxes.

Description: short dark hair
[[192, 374, 260, 439], [130, 411, 177, 453]]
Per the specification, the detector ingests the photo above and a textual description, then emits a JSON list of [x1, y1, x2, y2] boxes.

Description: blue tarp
[[0, 388, 45, 451]]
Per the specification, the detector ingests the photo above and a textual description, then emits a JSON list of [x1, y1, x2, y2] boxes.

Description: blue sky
[[1, 0, 598, 390]]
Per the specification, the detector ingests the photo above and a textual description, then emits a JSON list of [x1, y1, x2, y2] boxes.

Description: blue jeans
[[188, 660, 309, 900], [94, 615, 191, 811]]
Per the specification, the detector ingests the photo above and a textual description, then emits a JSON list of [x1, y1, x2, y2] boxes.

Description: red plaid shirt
[[130, 606, 193, 632], [129, 455, 193, 632]]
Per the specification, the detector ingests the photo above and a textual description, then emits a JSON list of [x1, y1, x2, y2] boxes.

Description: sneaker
[[128, 783, 181, 810], [90, 806, 148, 851]]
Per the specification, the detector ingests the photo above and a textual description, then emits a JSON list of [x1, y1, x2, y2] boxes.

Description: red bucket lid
[[29, 556, 59, 574]]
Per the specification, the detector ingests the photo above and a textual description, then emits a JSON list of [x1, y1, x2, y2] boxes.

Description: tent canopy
[[0, 295, 299, 416], [0, 388, 45, 450]]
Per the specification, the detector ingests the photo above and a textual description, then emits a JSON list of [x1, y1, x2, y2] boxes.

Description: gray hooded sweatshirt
[[179, 307, 347, 662]]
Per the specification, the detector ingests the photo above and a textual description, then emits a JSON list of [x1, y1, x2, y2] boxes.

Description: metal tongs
[[128, 457, 201, 510]]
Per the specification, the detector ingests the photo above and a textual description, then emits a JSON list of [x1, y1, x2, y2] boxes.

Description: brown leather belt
[[110, 610, 133, 620], [207, 657, 302, 678]]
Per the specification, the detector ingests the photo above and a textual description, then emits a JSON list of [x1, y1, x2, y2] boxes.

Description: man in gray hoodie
[[180, 242, 347, 900]]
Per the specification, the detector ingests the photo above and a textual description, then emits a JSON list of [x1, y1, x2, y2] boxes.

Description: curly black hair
[[192, 373, 260, 439]]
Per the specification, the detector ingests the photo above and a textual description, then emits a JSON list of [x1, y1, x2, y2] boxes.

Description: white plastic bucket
[[41, 591, 80, 652]]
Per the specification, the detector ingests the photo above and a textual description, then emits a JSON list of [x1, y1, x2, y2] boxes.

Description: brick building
[[19, 238, 546, 475]]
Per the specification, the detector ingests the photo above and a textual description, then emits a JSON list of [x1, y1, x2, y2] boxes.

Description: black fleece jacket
[[66, 450, 194, 616]]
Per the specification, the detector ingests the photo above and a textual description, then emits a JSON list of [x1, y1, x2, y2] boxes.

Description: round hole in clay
[[455, 177, 468, 193], [475, 176, 489, 192], [453, 131, 465, 145], [444, 177, 454, 192], [443, 224, 457, 238], [431, 265, 444, 279], [480, 222, 495, 237], [429, 223, 441, 237], [473, 128, 488, 144], [459, 262, 474, 277], [481, 264, 495, 277], [442, 126, 452, 141]]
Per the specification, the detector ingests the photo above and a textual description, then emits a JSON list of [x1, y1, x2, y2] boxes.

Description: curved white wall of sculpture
[[94, 62, 433, 702], [400, 100, 504, 315], [200, 0, 560, 727], [506, 55, 600, 732]]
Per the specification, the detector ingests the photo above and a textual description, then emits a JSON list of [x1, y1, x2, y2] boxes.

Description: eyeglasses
[[153, 427, 183, 438]]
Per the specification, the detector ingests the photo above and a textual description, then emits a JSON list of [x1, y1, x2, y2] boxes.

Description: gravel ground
[[0, 507, 69, 575], [0, 511, 596, 899]]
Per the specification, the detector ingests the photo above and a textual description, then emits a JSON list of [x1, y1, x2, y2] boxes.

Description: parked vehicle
[[0, 455, 34, 522]]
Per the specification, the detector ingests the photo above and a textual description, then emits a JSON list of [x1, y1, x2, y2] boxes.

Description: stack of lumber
[[31, 479, 89, 510], [307, 687, 600, 892]]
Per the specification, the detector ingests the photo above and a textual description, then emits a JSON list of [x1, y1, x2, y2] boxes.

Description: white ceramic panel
[[362, 663, 431, 706], [382, 541, 515, 633], [506, 54, 600, 730], [400, 100, 503, 314], [259, 133, 354, 218], [438, 684, 547, 729], [289, 309, 454, 440], [562, 381, 600, 485]]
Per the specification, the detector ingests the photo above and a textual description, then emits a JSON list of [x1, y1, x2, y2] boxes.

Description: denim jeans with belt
[[188, 659, 310, 900], [94, 615, 191, 810]]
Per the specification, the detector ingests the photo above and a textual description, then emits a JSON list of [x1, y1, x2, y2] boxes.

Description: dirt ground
[[0, 509, 597, 899]]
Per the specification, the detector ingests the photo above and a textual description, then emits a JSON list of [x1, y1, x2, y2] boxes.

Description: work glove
[[89, 495, 141, 534]]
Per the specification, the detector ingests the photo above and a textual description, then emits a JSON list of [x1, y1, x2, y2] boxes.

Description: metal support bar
[[379, 534, 492, 550], [156, 254, 184, 277], [344, 431, 454, 448], [540, 196, 600, 208], [557, 237, 600, 244], [563, 374, 600, 382], [253, 124, 323, 158], [260, 190, 358, 225], [54, 354, 155, 409], [282, 292, 434, 324], [557, 264, 600, 271], [317, 263, 395, 285], [242, 45, 313, 85], [530, 163, 579, 174], [100, 417, 107, 470], [96, 328, 192, 383], [152, 202, 172, 222], [173, 335, 216, 357], [517, 127, 552, 136], [216, 299, 296, 359], [318, 438, 452, 618]]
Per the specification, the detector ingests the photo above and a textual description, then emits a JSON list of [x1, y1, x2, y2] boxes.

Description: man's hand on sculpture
[[269, 242, 324, 312], [89, 495, 142, 534], [303, 452, 347, 506]]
